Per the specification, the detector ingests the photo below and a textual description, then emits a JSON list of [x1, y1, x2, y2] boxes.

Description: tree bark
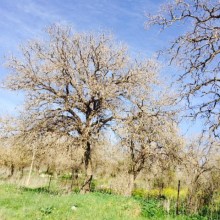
[[176, 180, 181, 215], [19, 167, 24, 179], [48, 175, 53, 191], [125, 172, 136, 196], [8, 163, 14, 178], [26, 146, 36, 186], [187, 182, 198, 214], [70, 168, 79, 191], [80, 141, 93, 194]]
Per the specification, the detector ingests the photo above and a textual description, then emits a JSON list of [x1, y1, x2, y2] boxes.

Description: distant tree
[[0, 117, 32, 179], [4, 25, 160, 193], [146, 0, 220, 136], [182, 136, 220, 213]]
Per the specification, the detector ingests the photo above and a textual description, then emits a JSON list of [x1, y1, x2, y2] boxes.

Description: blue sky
[[0, 0, 200, 135]]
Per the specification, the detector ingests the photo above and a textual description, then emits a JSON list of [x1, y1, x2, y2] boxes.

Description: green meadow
[[0, 183, 212, 220]]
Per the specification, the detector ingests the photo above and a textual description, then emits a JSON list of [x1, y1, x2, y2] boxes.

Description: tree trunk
[[19, 167, 24, 179], [125, 172, 135, 196], [70, 168, 79, 191], [176, 180, 181, 215], [70, 167, 75, 191], [26, 146, 36, 186], [187, 182, 198, 214], [48, 175, 53, 191], [8, 163, 14, 178], [80, 141, 93, 194]]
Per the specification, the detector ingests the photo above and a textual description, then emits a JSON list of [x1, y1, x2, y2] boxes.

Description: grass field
[[0, 183, 209, 220]]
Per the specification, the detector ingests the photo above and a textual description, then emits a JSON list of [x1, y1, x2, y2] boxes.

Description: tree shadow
[[20, 186, 59, 195]]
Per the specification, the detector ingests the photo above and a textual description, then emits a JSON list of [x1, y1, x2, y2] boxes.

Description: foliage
[[60, 173, 72, 180], [138, 198, 165, 218], [132, 188, 187, 200], [132, 188, 148, 198]]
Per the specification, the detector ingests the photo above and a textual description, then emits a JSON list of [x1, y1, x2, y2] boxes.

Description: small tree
[[183, 136, 220, 213], [0, 117, 30, 179], [119, 93, 182, 195]]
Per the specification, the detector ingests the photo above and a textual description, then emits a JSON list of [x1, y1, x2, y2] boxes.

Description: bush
[[138, 199, 165, 218], [90, 179, 97, 192], [132, 187, 188, 201], [163, 188, 176, 199], [60, 173, 72, 180], [132, 188, 148, 198], [148, 189, 160, 198], [73, 187, 80, 193]]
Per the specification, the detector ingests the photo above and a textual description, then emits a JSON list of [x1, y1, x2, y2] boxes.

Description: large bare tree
[[3, 25, 159, 192], [146, 0, 220, 136]]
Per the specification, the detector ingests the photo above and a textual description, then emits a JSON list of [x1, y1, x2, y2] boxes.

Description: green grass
[[0, 183, 210, 220]]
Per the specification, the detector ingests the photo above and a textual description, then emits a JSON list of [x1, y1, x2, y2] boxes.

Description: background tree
[[118, 90, 182, 195], [182, 136, 220, 213], [146, 0, 220, 136], [0, 117, 30, 178]]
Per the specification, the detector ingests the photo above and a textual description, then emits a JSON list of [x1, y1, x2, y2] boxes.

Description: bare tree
[[182, 136, 220, 213], [119, 92, 182, 195], [146, 0, 220, 136], [3, 24, 160, 193]]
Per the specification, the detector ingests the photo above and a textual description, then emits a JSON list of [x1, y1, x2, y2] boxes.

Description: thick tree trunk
[[80, 141, 93, 194], [187, 182, 198, 214]]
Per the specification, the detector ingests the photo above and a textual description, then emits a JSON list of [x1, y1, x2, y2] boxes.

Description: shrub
[[132, 188, 148, 198], [148, 189, 160, 198], [60, 173, 72, 180], [139, 199, 165, 218], [163, 188, 176, 199], [73, 187, 80, 193], [90, 179, 98, 192]]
